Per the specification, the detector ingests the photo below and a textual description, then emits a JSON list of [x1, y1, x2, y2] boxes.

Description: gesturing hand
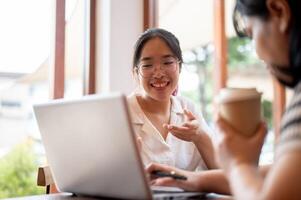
[[163, 109, 205, 143]]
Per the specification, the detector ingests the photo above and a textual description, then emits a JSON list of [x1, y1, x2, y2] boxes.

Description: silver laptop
[[33, 93, 204, 199]]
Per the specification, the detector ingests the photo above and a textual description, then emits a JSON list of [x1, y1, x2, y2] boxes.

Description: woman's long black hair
[[233, 0, 301, 82]]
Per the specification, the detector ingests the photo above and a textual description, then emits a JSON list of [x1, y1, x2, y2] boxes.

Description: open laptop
[[33, 93, 205, 199]]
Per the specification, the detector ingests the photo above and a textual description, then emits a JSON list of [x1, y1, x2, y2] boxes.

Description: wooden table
[[6, 193, 233, 200]]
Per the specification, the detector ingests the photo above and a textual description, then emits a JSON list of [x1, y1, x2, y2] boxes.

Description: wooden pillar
[[84, 0, 97, 95], [48, 0, 65, 193], [273, 79, 286, 142], [50, 0, 65, 99], [213, 0, 227, 98], [143, 0, 158, 30]]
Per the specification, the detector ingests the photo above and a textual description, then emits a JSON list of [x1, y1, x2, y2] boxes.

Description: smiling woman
[[127, 28, 217, 171]]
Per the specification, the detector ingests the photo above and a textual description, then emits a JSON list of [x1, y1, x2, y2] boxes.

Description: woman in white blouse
[[128, 28, 217, 170]]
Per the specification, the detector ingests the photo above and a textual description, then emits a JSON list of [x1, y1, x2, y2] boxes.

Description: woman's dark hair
[[132, 28, 183, 71], [233, 1, 269, 37], [233, 0, 301, 80]]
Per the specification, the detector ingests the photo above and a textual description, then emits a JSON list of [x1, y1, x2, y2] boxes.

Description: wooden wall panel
[[143, 0, 158, 30], [50, 0, 65, 99]]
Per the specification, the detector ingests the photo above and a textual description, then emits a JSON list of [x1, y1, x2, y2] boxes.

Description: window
[[0, 0, 51, 197]]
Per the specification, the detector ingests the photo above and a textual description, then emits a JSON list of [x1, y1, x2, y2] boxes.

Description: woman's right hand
[[146, 163, 204, 192]]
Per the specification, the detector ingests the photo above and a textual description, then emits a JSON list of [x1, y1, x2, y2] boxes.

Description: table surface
[[6, 192, 233, 200]]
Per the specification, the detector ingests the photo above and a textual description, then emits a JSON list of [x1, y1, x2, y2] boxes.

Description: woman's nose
[[152, 64, 165, 77]]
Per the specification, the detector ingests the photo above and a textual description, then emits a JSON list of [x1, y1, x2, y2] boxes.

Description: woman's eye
[[142, 64, 153, 68], [164, 61, 173, 65]]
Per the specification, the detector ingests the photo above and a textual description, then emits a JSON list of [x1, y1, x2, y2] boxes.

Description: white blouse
[[127, 93, 212, 171]]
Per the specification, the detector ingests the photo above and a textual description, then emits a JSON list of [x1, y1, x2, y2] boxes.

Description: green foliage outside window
[[0, 141, 44, 198], [227, 36, 260, 69], [262, 99, 273, 128]]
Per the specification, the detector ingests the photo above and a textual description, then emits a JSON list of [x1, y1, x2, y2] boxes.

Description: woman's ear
[[266, 0, 291, 33], [132, 67, 140, 83]]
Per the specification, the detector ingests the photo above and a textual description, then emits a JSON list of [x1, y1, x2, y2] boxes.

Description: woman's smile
[[150, 80, 170, 90]]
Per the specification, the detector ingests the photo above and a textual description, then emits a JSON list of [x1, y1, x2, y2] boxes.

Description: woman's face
[[244, 9, 290, 83], [136, 37, 180, 101]]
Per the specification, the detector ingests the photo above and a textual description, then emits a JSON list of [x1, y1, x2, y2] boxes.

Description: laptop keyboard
[[151, 186, 205, 199], [151, 186, 185, 193]]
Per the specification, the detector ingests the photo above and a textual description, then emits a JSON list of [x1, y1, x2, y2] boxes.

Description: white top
[[127, 93, 212, 171]]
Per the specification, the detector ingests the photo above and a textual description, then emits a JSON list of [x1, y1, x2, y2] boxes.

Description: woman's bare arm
[[192, 133, 218, 169], [228, 151, 301, 200]]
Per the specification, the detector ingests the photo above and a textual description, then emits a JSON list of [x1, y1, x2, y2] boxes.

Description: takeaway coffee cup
[[216, 88, 262, 137]]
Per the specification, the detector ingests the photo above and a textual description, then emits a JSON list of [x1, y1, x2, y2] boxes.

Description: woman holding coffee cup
[[147, 0, 301, 198]]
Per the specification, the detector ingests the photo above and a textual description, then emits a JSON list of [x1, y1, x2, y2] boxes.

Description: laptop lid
[[33, 93, 152, 199]]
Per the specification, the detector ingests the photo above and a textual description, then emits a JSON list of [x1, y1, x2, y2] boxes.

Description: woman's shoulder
[[276, 88, 301, 158], [126, 93, 140, 112], [127, 93, 140, 105]]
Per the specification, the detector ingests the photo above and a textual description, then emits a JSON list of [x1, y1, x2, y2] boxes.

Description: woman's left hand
[[215, 115, 267, 172], [163, 109, 206, 143]]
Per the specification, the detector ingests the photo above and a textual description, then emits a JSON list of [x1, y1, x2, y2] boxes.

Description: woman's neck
[[136, 95, 171, 115]]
